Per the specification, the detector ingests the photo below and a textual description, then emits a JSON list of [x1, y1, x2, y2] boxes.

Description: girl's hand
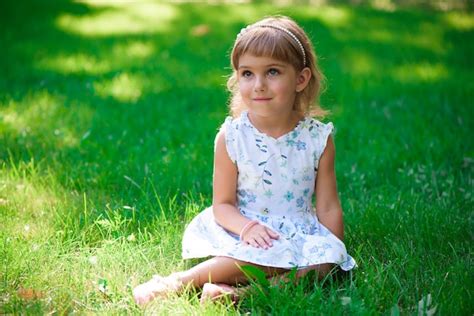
[[242, 224, 279, 249]]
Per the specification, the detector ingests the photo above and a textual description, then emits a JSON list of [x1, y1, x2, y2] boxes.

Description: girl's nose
[[254, 76, 266, 91]]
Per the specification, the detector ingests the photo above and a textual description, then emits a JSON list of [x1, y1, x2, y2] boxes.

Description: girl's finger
[[254, 236, 269, 249], [266, 227, 280, 239], [249, 239, 260, 248], [260, 233, 273, 247]]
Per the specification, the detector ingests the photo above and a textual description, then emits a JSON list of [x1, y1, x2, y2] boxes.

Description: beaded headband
[[236, 24, 307, 67]]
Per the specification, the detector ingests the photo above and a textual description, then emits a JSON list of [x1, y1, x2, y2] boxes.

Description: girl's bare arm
[[212, 130, 252, 234], [314, 136, 344, 241]]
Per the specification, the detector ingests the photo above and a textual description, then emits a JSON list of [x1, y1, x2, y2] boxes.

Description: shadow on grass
[[1, 0, 472, 222]]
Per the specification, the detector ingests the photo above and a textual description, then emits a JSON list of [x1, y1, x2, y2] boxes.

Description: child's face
[[237, 54, 300, 117]]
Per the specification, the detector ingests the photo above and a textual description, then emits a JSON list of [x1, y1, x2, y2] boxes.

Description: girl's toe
[[200, 283, 218, 303], [200, 283, 238, 304]]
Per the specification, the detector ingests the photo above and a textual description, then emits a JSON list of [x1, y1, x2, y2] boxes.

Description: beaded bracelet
[[239, 220, 259, 241]]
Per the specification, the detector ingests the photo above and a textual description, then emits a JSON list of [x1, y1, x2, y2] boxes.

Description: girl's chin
[[247, 107, 292, 117]]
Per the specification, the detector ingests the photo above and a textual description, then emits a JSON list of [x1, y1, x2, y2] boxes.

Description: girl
[[133, 15, 356, 305]]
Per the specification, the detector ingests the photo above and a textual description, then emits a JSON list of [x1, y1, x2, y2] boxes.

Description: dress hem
[[182, 252, 356, 271]]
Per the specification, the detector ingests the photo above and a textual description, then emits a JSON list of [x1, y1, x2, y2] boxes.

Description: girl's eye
[[241, 70, 252, 78], [268, 68, 280, 76]]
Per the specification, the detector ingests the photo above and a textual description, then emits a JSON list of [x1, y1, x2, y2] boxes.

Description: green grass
[[1, 1, 473, 314]]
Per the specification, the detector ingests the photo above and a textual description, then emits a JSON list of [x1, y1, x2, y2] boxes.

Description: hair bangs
[[232, 29, 299, 69]]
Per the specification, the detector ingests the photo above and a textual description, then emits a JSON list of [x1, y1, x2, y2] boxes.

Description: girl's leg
[[200, 263, 334, 303], [175, 256, 287, 287], [133, 256, 286, 305]]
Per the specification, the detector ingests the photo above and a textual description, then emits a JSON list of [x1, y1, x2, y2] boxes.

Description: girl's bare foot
[[133, 275, 182, 306], [200, 283, 239, 304]]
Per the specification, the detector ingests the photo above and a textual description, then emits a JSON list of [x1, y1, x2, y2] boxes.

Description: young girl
[[133, 15, 356, 305]]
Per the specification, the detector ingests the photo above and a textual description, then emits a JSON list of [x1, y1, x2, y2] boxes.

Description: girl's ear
[[296, 67, 312, 92]]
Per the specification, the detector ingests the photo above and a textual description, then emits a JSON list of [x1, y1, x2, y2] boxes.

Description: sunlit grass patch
[[444, 11, 474, 30], [0, 161, 61, 239], [1, 91, 94, 151], [37, 53, 113, 75], [56, 3, 178, 37], [302, 5, 353, 28], [93, 73, 143, 103], [0, 159, 215, 313], [35, 40, 156, 76], [392, 62, 450, 83]]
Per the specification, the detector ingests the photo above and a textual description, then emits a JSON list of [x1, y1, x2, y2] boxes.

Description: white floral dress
[[182, 111, 356, 271]]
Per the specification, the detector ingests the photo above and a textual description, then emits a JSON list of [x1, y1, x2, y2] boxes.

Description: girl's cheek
[[239, 81, 252, 93]]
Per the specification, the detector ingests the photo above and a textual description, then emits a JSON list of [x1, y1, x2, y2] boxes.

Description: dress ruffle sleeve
[[218, 117, 237, 164], [309, 120, 334, 165]]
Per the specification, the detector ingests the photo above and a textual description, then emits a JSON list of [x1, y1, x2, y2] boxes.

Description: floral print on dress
[[182, 111, 356, 271]]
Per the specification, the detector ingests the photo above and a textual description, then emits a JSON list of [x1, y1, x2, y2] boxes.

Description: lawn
[[0, 0, 473, 314]]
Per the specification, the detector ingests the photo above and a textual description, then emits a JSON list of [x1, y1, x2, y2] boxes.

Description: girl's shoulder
[[219, 112, 251, 134], [302, 116, 334, 137], [221, 115, 242, 128], [217, 114, 248, 164], [304, 116, 333, 128], [302, 117, 334, 160]]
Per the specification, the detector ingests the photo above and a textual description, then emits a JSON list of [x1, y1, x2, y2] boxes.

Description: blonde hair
[[227, 16, 328, 118]]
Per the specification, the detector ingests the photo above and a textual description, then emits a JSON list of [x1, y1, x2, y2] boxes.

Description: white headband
[[236, 24, 307, 67]]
